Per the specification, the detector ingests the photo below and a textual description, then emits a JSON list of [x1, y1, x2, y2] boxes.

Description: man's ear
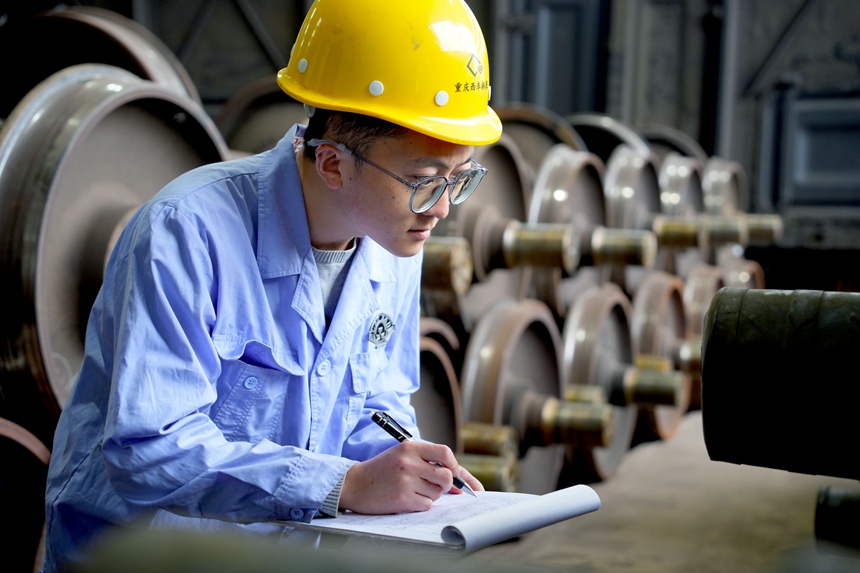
[[313, 145, 344, 190]]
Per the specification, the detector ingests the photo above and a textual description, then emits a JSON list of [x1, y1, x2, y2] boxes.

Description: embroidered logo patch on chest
[[369, 313, 395, 348]]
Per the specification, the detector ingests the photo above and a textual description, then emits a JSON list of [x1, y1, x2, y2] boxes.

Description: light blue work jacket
[[42, 125, 422, 573]]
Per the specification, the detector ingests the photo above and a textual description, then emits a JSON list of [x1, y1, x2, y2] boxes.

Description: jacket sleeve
[[99, 201, 352, 523]]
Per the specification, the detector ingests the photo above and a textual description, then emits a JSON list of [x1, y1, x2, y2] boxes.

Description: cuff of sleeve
[[319, 472, 347, 517]]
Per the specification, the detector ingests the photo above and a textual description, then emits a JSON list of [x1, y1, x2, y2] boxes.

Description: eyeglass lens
[[411, 168, 485, 213]]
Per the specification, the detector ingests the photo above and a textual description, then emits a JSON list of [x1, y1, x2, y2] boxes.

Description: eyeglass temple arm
[[306, 138, 350, 153]]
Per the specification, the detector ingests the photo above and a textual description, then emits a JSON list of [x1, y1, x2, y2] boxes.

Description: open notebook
[[276, 484, 600, 555]]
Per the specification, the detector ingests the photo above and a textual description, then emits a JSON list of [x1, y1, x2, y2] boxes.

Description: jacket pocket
[[211, 360, 290, 443], [348, 347, 389, 395], [342, 347, 389, 433]]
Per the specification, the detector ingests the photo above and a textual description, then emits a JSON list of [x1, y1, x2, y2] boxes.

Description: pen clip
[[372, 411, 413, 441]]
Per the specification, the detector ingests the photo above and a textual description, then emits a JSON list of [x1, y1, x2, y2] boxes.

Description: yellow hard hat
[[277, 0, 502, 146]]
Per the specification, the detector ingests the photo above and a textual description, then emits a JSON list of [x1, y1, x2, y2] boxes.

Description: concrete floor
[[463, 411, 860, 573]]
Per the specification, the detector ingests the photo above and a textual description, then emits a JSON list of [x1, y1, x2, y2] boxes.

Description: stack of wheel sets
[[0, 6, 783, 572]]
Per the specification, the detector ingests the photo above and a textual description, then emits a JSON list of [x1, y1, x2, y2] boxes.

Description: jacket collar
[[256, 124, 397, 284]]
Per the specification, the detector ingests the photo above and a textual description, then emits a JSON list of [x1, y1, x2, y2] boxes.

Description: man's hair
[[303, 109, 407, 169]]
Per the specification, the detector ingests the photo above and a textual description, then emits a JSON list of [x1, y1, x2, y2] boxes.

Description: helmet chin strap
[[304, 104, 316, 118]]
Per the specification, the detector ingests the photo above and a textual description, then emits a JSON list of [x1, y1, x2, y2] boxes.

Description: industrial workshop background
[[1, 1, 858, 572]]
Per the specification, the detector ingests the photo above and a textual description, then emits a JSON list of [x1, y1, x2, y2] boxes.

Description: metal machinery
[[0, 9, 231, 570], [0, 417, 51, 573], [701, 287, 860, 551], [14, 3, 858, 571]]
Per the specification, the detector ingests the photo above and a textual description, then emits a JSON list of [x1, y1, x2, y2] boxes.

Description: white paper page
[[280, 485, 601, 554], [441, 484, 601, 553], [288, 491, 536, 546]]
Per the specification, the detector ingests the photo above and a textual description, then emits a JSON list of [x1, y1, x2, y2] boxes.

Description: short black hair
[[303, 109, 406, 169]]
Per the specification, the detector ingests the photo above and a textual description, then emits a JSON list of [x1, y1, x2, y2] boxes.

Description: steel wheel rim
[[561, 282, 635, 481], [414, 319, 463, 452], [496, 103, 587, 181], [527, 143, 609, 317], [631, 270, 691, 440], [566, 112, 652, 166], [0, 5, 200, 118], [702, 157, 748, 214], [637, 122, 709, 167], [1, 64, 227, 412], [215, 75, 307, 154], [438, 134, 532, 330], [460, 298, 565, 494]]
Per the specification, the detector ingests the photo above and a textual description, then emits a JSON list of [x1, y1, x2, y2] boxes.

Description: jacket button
[[316, 360, 331, 376], [289, 508, 305, 520], [244, 377, 258, 389]]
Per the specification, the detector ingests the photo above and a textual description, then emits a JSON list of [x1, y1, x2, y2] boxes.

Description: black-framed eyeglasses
[[307, 138, 487, 214]]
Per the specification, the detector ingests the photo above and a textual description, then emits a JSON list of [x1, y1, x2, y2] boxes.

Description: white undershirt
[[312, 239, 357, 328]]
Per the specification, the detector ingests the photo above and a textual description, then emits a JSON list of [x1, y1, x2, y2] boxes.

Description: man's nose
[[423, 190, 451, 220]]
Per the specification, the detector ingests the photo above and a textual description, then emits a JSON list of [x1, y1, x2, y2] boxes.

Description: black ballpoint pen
[[371, 411, 477, 497]]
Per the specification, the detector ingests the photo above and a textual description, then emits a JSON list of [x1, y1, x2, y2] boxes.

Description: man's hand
[[339, 441, 483, 514], [450, 465, 483, 496]]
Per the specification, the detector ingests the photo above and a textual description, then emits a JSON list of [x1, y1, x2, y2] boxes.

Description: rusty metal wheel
[[566, 112, 652, 166], [0, 417, 50, 465], [657, 152, 705, 218], [683, 264, 725, 409], [414, 318, 464, 453], [562, 114, 663, 243], [431, 133, 532, 335], [637, 122, 709, 167], [460, 298, 565, 494], [602, 145, 661, 238], [0, 5, 200, 118], [419, 236, 474, 349], [526, 143, 608, 319], [602, 144, 664, 294], [214, 75, 307, 154], [0, 65, 228, 443], [527, 144, 607, 229], [495, 103, 587, 189], [684, 264, 725, 336], [560, 282, 635, 483], [717, 247, 767, 289], [630, 271, 690, 442], [652, 152, 708, 280], [0, 417, 50, 573], [702, 157, 749, 214]]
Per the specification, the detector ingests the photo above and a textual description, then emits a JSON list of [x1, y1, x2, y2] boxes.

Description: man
[[42, 0, 502, 571]]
